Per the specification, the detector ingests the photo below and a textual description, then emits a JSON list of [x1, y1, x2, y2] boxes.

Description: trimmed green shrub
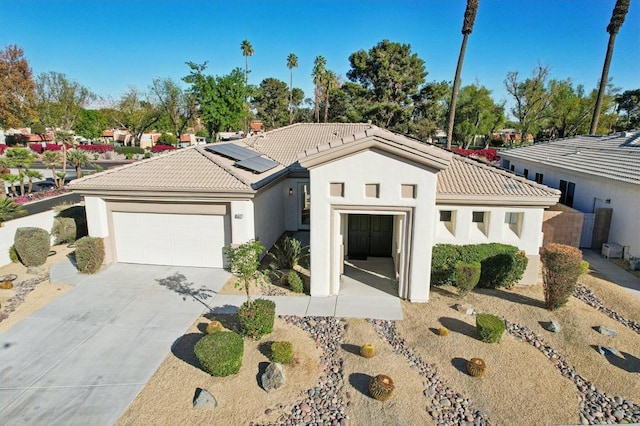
[[268, 236, 305, 269], [55, 205, 88, 242], [431, 243, 528, 289], [115, 146, 144, 156], [14, 227, 50, 267], [287, 270, 304, 293], [75, 236, 104, 274], [271, 341, 293, 364], [580, 260, 589, 275], [194, 331, 244, 376], [237, 298, 276, 339], [8, 245, 20, 263], [455, 261, 481, 297], [541, 243, 583, 310], [476, 313, 506, 343], [51, 217, 76, 245]]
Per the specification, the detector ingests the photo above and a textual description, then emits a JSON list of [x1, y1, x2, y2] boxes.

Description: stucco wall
[[309, 149, 438, 302], [542, 203, 584, 248], [0, 210, 55, 267], [252, 181, 287, 253], [500, 155, 640, 257]]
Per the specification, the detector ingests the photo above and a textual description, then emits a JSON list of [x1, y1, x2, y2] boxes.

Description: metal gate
[[580, 213, 595, 248]]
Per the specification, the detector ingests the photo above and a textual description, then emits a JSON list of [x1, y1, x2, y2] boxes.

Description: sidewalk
[[582, 250, 640, 300]]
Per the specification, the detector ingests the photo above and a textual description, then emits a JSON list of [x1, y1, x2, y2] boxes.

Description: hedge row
[[431, 243, 528, 289]]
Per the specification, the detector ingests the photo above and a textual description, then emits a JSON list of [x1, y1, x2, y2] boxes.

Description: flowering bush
[[151, 144, 176, 153], [13, 188, 68, 204], [29, 144, 44, 154], [45, 143, 63, 151], [76, 144, 114, 154], [0, 145, 6, 155], [453, 148, 500, 163]]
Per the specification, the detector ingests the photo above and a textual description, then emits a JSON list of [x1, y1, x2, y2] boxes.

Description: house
[[69, 123, 560, 302], [499, 131, 640, 258], [179, 133, 207, 147], [139, 132, 161, 149]]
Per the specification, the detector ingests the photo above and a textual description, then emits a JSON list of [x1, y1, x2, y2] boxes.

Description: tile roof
[[499, 131, 640, 185]]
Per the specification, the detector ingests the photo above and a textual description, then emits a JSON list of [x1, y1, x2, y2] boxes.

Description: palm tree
[[2, 174, 21, 197], [312, 56, 327, 123], [287, 53, 299, 125], [446, 0, 479, 150], [241, 39, 254, 85], [0, 197, 26, 225], [590, 0, 630, 135], [23, 169, 43, 194], [3, 147, 35, 196], [322, 70, 338, 123], [66, 149, 90, 180], [42, 150, 63, 188]]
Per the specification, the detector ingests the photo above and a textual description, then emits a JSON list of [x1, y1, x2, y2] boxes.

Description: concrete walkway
[[0, 258, 402, 425], [582, 250, 640, 300]]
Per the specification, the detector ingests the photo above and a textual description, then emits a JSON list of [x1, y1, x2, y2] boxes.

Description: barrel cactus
[[437, 326, 449, 336], [206, 320, 224, 334], [369, 374, 395, 401], [467, 357, 487, 377], [360, 343, 375, 358]]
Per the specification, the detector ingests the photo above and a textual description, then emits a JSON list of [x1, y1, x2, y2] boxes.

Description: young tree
[[590, 0, 630, 134], [0, 44, 36, 128], [312, 56, 326, 123], [149, 78, 196, 141], [286, 53, 299, 125], [66, 148, 90, 179], [36, 71, 96, 131], [223, 240, 270, 306], [446, 0, 479, 149], [23, 169, 43, 194], [42, 150, 64, 188], [347, 40, 426, 129]]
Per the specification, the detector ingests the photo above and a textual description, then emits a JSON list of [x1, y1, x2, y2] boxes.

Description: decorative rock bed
[[0, 274, 49, 321], [573, 285, 640, 336]]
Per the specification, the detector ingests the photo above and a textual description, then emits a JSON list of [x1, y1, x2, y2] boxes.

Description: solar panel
[[205, 143, 260, 161], [235, 156, 279, 173]]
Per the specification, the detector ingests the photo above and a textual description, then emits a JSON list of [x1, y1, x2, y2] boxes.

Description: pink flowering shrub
[[150, 144, 176, 153], [76, 144, 114, 154], [453, 148, 500, 163], [45, 143, 63, 151], [14, 188, 68, 204], [0, 145, 6, 155], [29, 144, 44, 154]]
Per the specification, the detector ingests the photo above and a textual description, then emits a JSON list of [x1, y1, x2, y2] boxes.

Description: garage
[[112, 212, 230, 268]]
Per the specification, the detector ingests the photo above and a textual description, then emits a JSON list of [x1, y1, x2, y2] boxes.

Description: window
[[502, 159, 511, 169], [510, 165, 515, 172], [440, 210, 452, 222], [523, 169, 529, 179], [365, 183, 379, 198], [472, 211, 485, 223], [329, 182, 344, 197], [535, 173, 544, 184], [559, 180, 575, 207], [505, 212, 523, 236], [300, 183, 310, 226]]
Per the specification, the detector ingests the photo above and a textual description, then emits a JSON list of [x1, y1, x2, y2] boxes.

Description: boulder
[[454, 304, 475, 315], [193, 388, 217, 409], [595, 326, 617, 337], [261, 362, 286, 392], [596, 346, 619, 356], [546, 320, 561, 333]]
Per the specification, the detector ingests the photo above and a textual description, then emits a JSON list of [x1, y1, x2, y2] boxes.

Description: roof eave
[[436, 194, 561, 207], [70, 188, 256, 200]]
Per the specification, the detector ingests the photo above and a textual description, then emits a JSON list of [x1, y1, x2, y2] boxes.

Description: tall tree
[[590, 0, 629, 134], [252, 78, 290, 129], [453, 84, 504, 148], [150, 78, 196, 142], [0, 44, 36, 128], [286, 53, 299, 125], [241, 40, 254, 85], [347, 40, 426, 129], [114, 87, 161, 145], [312, 56, 326, 123], [74, 109, 108, 140], [615, 89, 640, 130], [36, 71, 95, 131], [410, 81, 451, 140], [183, 62, 249, 137], [322, 70, 338, 123], [504, 65, 553, 141], [546, 79, 593, 138], [446, 0, 479, 149]]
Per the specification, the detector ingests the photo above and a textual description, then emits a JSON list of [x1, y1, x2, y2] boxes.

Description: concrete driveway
[[0, 259, 230, 425]]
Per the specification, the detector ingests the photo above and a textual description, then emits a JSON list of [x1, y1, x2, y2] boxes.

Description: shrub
[[194, 331, 244, 376], [75, 236, 104, 274], [55, 205, 88, 241], [476, 313, 506, 343], [206, 320, 224, 334], [237, 298, 275, 339], [455, 261, 481, 297], [580, 260, 589, 275], [76, 144, 114, 154], [271, 341, 293, 364], [8, 245, 20, 263], [287, 270, 304, 293], [51, 217, 76, 244], [115, 146, 144, 156], [268, 236, 305, 269], [541, 243, 583, 310], [431, 243, 528, 289], [150, 144, 176, 153], [14, 227, 50, 267], [29, 143, 43, 154]]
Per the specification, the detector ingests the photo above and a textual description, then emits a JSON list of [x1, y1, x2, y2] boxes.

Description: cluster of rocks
[[252, 316, 349, 426], [505, 320, 640, 424], [573, 285, 640, 336], [368, 319, 489, 425], [0, 274, 49, 321], [262, 285, 288, 296]]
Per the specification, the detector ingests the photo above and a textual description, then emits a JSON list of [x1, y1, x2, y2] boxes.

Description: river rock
[[596, 346, 619, 356], [454, 304, 475, 315], [262, 362, 286, 392], [595, 325, 617, 337], [193, 388, 217, 409], [546, 320, 561, 333]]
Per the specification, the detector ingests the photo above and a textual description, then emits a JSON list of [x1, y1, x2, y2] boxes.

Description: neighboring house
[[499, 131, 640, 257], [139, 132, 161, 149], [69, 123, 559, 302], [101, 129, 132, 145], [179, 133, 207, 147]]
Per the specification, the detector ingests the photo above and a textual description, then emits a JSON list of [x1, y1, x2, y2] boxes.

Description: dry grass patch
[[117, 316, 322, 425], [579, 272, 640, 323], [341, 319, 435, 425]]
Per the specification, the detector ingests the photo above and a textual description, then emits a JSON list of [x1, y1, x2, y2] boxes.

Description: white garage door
[[112, 212, 228, 267]]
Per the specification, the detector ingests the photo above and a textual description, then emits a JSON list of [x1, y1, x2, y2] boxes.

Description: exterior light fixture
[[288, 188, 293, 196]]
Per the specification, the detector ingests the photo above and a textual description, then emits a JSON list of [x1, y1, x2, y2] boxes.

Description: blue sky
[[1, 0, 638, 111]]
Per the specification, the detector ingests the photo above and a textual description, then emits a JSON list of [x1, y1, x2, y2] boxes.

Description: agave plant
[[0, 198, 27, 225]]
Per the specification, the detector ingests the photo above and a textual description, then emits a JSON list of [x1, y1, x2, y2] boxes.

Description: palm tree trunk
[[446, 34, 469, 150], [289, 70, 294, 125], [324, 89, 329, 123], [76, 165, 82, 179], [590, 33, 617, 135], [314, 84, 320, 123]]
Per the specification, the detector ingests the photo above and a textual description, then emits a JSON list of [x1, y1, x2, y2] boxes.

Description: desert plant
[[206, 320, 224, 334], [455, 261, 481, 297], [75, 236, 104, 274], [0, 197, 27, 224], [0, 281, 14, 290], [437, 326, 449, 337], [14, 227, 50, 268], [476, 313, 506, 343], [237, 298, 275, 339], [541, 243, 583, 310], [369, 374, 395, 401], [224, 240, 270, 306], [287, 270, 304, 293], [194, 331, 244, 377], [8, 245, 20, 263], [360, 343, 376, 358], [268, 236, 305, 269], [580, 260, 590, 275], [55, 205, 88, 241], [271, 341, 293, 364], [51, 217, 76, 244], [467, 357, 486, 377]]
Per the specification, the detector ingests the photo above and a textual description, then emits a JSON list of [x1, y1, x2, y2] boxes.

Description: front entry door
[[347, 214, 393, 260]]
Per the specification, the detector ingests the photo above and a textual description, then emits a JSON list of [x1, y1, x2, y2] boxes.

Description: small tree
[[541, 243, 583, 310], [223, 240, 270, 306]]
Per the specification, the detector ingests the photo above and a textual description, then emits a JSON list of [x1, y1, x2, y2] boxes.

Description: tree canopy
[[0, 44, 36, 128], [36, 71, 96, 131]]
